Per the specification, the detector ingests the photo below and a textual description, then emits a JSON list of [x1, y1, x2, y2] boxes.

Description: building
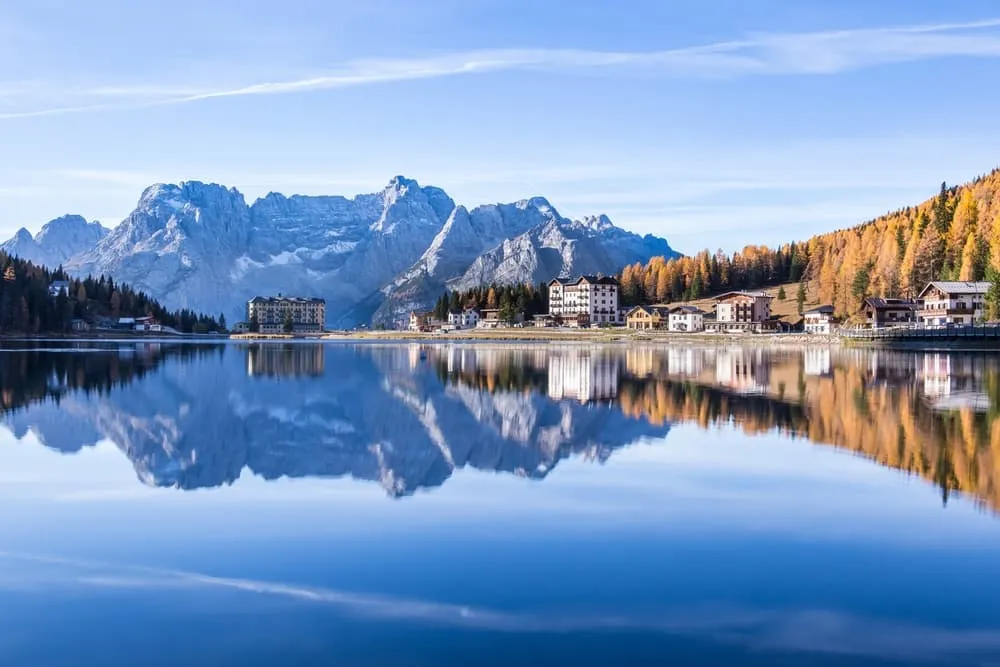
[[862, 297, 920, 328], [625, 305, 669, 330], [231, 321, 250, 334], [248, 296, 326, 334], [70, 318, 90, 332], [476, 309, 524, 328], [707, 291, 774, 332], [408, 311, 440, 332], [548, 276, 620, 326], [48, 280, 70, 298], [917, 281, 990, 326], [447, 308, 480, 329], [133, 316, 162, 332], [668, 305, 706, 332], [803, 305, 835, 334]]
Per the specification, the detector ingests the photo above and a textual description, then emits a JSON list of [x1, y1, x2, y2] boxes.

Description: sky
[[2, 0, 1000, 253]]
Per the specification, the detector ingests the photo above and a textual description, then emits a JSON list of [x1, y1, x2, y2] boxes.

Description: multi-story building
[[409, 311, 441, 332], [803, 305, 835, 334], [708, 291, 774, 332], [248, 295, 326, 334], [625, 305, 669, 329], [862, 297, 920, 328], [668, 306, 706, 332], [548, 276, 620, 326], [917, 281, 990, 326], [447, 308, 480, 329]]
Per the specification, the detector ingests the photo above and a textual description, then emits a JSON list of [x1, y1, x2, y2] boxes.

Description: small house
[[803, 305, 835, 334]]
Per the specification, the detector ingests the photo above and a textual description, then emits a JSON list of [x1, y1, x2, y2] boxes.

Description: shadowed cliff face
[[3, 342, 1000, 510]]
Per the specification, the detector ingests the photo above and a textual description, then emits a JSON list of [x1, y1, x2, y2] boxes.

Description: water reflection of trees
[[0, 343, 221, 415], [433, 346, 1000, 512]]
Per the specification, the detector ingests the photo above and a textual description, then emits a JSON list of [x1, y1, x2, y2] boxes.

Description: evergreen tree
[[777, 286, 787, 301], [796, 282, 806, 315]]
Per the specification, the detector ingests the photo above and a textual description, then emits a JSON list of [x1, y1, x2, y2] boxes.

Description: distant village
[[403, 276, 993, 336]]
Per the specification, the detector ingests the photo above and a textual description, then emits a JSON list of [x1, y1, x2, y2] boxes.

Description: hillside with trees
[[619, 168, 1000, 319], [0, 252, 225, 334]]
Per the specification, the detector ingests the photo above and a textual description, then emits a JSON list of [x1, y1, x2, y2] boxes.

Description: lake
[[1, 341, 999, 667]]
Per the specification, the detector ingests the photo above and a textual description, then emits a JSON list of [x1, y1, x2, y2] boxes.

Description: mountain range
[[0, 177, 678, 327]]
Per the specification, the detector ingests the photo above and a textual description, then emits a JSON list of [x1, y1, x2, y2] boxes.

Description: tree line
[[433, 282, 549, 323], [0, 252, 225, 334], [617, 169, 1000, 320]]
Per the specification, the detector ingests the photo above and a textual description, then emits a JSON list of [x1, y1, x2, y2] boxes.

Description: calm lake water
[[1, 341, 999, 666]]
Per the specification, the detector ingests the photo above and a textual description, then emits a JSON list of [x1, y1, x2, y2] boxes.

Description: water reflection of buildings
[[547, 349, 619, 403], [714, 348, 770, 395], [804, 348, 832, 377], [922, 353, 989, 411], [246, 344, 326, 378]]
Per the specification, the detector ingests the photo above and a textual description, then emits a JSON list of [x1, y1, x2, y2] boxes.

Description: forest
[[0, 252, 225, 334], [618, 168, 1000, 319]]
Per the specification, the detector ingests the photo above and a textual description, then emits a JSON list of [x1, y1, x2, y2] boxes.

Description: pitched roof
[[714, 291, 774, 301], [551, 275, 619, 287], [627, 305, 669, 317], [918, 281, 991, 298], [669, 305, 706, 315], [804, 305, 835, 315], [864, 297, 919, 309]]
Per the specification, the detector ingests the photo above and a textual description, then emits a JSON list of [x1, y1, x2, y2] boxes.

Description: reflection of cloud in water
[[2, 550, 999, 663]]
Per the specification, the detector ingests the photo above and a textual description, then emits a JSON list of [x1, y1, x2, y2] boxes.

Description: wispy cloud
[[3, 550, 1000, 662], [2, 18, 1000, 119]]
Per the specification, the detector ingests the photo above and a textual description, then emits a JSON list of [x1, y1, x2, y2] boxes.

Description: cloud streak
[[3, 549, 1000, 663], [3, 18, 1000, 119]]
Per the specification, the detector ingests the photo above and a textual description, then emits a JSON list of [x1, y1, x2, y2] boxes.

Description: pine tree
[[777, 286, 787, 301], [796, 282, 806, 315]]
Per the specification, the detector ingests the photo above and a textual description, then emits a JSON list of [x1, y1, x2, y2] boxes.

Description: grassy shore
[[312, 327, 841, 346]]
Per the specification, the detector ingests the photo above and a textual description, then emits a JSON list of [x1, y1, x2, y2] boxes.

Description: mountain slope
[[619, 168, 1000, 317], [451, 214, 676, 293], [374, 200, 678, 325]]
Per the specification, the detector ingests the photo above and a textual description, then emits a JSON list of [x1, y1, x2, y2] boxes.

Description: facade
[[862, 297, 920, 328], [447, 308, 480, 329], [803, 305, 835, 334], [668, 306, 706, 332], [548, 276, 620, 326], [708, 291, 774, 332], [625, 305, 669, 330], [248, 296, 326, 334], [917, 281, 989, 326]]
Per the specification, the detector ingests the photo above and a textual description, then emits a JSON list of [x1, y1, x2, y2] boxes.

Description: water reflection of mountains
[[2, 342, 999, 507]]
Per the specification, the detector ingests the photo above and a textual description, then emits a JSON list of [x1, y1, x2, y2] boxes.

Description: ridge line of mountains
[[0, 176, 678, 327]]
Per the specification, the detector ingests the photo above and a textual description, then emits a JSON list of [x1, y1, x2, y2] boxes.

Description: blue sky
[[2, 0, 1000, 252]]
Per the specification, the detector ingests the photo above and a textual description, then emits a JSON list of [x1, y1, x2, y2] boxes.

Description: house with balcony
[[862, 297, 920, 328], [548, 276, 620, 326], [668, 305, 706, 332], [408, 311, 439, 332], [803, 305, 835, 334], [705, 291, 774, 332], [625, 305, 669, 330], [917, 281, 989, 326]]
